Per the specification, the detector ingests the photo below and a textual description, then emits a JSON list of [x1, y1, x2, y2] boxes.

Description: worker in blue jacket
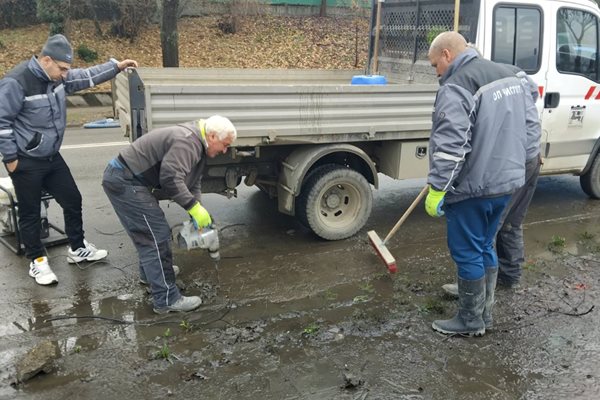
[[425, 31, 529, 337], [0, 34, 137, 286]]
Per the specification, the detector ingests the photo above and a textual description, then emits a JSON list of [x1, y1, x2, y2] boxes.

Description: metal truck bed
[[113, 68, 437, 146]]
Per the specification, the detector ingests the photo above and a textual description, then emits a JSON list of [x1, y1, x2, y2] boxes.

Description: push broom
[[368, 185, 429, 273]]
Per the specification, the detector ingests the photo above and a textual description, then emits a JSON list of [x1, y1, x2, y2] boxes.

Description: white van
[[376, 0, 600, 198]]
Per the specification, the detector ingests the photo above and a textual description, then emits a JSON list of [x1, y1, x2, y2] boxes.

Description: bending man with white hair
[[102, 116, 237, 314]]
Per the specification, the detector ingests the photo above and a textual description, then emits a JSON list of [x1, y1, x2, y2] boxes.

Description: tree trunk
[[320, 0, 327, 17], [161, 0, 179, 67]]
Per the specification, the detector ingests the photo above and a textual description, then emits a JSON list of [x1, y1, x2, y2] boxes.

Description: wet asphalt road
[[1, 127, 600, 399]]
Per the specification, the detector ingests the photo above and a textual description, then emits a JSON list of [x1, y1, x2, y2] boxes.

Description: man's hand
[[425, 186, 446, 217], [117, 59, 139, 71], [5, 160, 18, 173], [188, 202, 212, 228]]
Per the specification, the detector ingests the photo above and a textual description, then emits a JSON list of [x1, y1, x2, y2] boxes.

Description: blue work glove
[[188, 202, 212, 228], [425, 187, 446, 217]]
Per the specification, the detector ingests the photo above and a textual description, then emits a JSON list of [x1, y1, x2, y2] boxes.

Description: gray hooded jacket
[[428, 48, 528, 204]]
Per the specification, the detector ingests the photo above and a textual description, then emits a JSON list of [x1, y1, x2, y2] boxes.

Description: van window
[[492, 6, 542, 73], [556, 8, 598, 81]]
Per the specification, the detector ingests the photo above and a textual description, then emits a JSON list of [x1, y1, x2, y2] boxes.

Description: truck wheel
[[296, 164, 372, 240], [580, 152, 600, 199]]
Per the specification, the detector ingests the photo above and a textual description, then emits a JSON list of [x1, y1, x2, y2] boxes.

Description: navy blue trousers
[[445, 195, 511, 280]]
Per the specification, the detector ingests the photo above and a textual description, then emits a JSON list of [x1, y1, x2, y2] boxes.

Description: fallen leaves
[[0, 15, 370, 92]]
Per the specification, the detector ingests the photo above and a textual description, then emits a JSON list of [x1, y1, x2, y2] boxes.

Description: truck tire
[[580, 152, 600, 199], [296, 164, 372, 240]]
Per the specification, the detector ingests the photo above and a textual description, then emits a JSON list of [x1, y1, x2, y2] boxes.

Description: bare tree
[[320, 0, 327, 17], [161, 0, 179, 67]]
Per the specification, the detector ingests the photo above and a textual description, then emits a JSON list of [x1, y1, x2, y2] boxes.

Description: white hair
[[205, 115, 237, 141]]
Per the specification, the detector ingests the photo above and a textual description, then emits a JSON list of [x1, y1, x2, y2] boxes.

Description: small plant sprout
[[523, 261, 537, 271], [579, 231, 595, 240], [548, 235, 566, 252], [353, 294, 370, 304], [325, 289, 338, 301], [359, 281, 375, 293], [155, 342, 172, 363], [180, 319, 191, 332], [74, 345, 82, 353], [303, 322, 319, 335], [163, 328, 171, 338]]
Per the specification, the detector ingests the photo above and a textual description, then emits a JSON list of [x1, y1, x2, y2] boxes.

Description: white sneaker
[[29, 257, 58, 285], [67, 240, 108, 263], [153, 295, 202, 314]]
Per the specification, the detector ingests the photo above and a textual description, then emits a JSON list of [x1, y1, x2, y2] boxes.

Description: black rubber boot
[[432, 276, 486, 337], [483, 268, 498, 329]]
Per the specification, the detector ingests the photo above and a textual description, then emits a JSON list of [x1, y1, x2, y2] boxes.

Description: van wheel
[[580, 152, 600, 199], [296, 164, 372, 240]]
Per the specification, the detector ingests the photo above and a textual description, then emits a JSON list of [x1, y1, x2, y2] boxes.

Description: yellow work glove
[[188, 202, 212, 228], [425, 187, 446, 217]]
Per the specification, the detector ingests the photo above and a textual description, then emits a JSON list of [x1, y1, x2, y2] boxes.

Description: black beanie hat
[[41, 34, 73, 64]]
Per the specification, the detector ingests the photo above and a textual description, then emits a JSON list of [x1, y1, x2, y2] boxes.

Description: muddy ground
[[0, 127, 599, 399]]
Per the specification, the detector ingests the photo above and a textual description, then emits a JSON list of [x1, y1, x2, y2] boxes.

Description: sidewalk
[[66, 106, 114, 128], [66, 92, 114, 127]]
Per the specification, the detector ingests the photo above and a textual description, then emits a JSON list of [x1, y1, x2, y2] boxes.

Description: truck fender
[[277, 144, 379, 215], [579, 136, 600, 176]]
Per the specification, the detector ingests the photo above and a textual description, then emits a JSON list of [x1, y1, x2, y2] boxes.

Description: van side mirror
[[544, 92, 560, 109]]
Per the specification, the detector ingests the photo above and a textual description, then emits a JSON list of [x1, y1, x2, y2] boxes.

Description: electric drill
[[176, 220, 220, 261]]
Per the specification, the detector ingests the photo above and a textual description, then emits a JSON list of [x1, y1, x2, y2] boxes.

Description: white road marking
[[61, 141, 129, 150], [526, 213, 598, 226]]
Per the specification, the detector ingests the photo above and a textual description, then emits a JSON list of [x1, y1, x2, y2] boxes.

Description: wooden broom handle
[[383, 185, 429, 244]]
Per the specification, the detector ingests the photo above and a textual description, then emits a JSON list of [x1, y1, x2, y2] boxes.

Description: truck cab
[[474, 0, 600, 196]]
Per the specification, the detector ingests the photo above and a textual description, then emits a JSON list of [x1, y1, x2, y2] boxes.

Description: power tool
[[177, 221, 220, 261]]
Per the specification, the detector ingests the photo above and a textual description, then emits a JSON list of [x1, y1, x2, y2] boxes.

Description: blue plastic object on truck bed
[[83, 118, 120, 129], [350, 75, 387, 85]]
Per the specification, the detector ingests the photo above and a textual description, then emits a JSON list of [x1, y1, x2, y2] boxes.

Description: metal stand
[[0, 184, 69, 255]]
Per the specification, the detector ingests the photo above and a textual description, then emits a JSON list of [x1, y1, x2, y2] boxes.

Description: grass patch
[[417, 297, 446, 315]]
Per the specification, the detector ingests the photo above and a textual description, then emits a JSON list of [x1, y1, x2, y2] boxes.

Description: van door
[[481, 0, 546, 142], [540, 3, 600, 172]]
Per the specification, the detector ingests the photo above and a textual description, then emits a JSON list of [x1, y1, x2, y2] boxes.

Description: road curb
[[66, 93, 113, 108]]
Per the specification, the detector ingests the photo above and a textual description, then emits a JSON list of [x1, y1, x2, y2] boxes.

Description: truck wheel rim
[[317, 182, 361, 228]]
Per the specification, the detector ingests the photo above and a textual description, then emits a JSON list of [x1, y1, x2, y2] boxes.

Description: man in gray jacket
[[0, 34, 138, 286], [441, 63, 542, 297], [102, 116, 237, 314], [424, 31, 529, 337]]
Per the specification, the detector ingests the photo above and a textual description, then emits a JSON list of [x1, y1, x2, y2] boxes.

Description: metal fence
[[368, 0, 481, 82]]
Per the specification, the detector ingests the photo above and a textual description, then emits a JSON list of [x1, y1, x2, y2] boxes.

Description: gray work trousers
[[495, 156, 541, 284], [101, 162, 180, 308]]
